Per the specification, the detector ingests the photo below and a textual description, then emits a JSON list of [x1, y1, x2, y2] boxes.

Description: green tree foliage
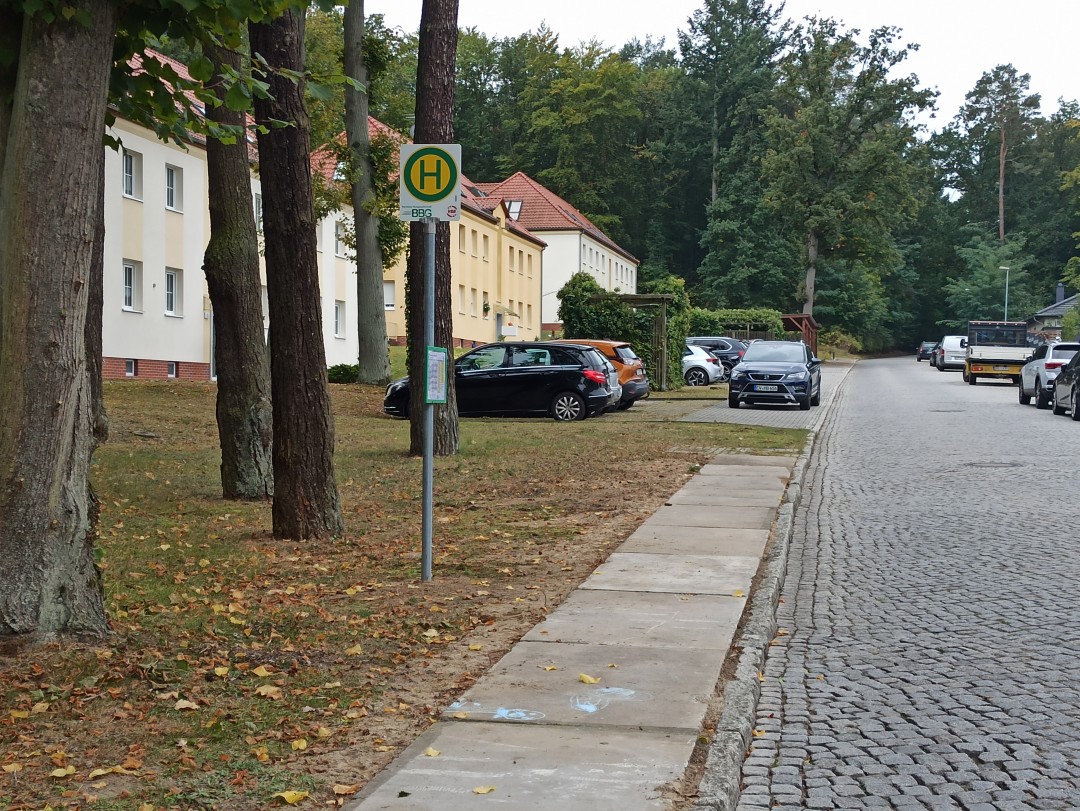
[[940, 236, 1039, 329], [761, 18, 934, 318], [687, 306, 785, 337]]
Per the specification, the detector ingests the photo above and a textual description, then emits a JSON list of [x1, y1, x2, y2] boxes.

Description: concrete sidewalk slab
[[352, 722, 694, 809], [665, 491, 783, 507], [685, 473, 789, 491], [708, 454, 796, 468], [523, 590, 743, 650], [442, 640, 724, 730], [642, 504, 775, 529], [621, 525, 769, 557], [583, 552, 758, 595]]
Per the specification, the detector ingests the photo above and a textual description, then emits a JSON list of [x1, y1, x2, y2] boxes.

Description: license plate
[[993, 365, 1009, 371], [754, 384, 778, 392]]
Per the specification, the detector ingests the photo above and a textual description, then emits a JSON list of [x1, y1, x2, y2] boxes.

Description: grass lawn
[[0, 381, 804, 810]]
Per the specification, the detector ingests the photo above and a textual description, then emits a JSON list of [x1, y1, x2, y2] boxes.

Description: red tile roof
[[474, 172, 637, 263]]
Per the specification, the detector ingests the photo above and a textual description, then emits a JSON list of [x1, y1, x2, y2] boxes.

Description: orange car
[[552, 339, 649, 410]]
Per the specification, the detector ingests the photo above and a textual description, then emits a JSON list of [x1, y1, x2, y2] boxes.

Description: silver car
[[682, 343, 723, 386], [1019, 342, 1080, 409]]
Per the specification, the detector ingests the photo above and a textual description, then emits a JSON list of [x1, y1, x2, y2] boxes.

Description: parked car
[[686, 336, 747, 379], [383, 341, 614, 422], [552, 338, 649, 409], [929, 341, 943, 368], [682, 343, 723, 386], [936, 335, 967, 371], [916, 340, 937, 362], [1051, 351, 1080, 420], [728, 340, 821, 411], [1019, 342, 1080, 409]]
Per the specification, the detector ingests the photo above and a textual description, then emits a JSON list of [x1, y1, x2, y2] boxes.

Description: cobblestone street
[[736, 358, 1080, 811]]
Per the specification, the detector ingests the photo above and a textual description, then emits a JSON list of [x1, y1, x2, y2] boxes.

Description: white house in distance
[[474, 172, 639, 333]]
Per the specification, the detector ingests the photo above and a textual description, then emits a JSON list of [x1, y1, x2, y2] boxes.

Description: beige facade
[[383, 201, 545, 347]]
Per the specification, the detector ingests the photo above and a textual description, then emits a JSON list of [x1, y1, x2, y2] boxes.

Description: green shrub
[[327, 363, 359, 384]]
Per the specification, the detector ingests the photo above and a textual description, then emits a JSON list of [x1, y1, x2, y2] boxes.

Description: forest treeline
[[306, 1, 1080, 350]]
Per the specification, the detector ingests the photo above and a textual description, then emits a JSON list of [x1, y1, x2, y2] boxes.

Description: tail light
[[738, 350, 745, 357], [708, 357, 719, 365], [1046, 361, 1064, 370], [583, 369, 607, 385]]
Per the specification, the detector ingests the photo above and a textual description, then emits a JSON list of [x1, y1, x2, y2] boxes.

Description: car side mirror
[[960, 339, 967, 348]]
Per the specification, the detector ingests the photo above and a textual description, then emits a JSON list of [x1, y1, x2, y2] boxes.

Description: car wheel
[[617, 399, 634, 411], [1018, 381, 1031, 405], [810, 387, 820, 406], [551, 391, 586, 421], [1053, 392, 1067, 416], [1072, 390, 1080, 422], [728, 394, 740, 409], [684, 367, 708, 386], [798, 395, 811, 411], [1034, 380, 1049, 409], [967, 372, 977, 385], [937, 362, 946, 372]]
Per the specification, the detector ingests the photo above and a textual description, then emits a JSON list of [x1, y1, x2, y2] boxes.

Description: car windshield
[[614, 346, 639, 361], [742, 343, 806, 363]]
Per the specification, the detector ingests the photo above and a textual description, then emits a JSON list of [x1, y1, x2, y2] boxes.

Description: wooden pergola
[[587, 293, 676, 390], [781, 313, 821, 354]]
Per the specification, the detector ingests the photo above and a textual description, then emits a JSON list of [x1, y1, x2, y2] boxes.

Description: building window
[[335, 221, 347, 257], [469, 288, 477, 316], [164, 268, 183, 316], [254, 193, 263, 233], [458, 224, 466, 252], [125, 359, 137, 377], [167, 361, 178, 379], [482, 234, 489, 261], [507, 200, 522, 219], [527, 304, 533, 326], [470, 230, 478, 257], [508, 246, 515, 271], [458, 284, 466, 313], [527, 254, 533, 278], [122, 260, 142, 311], [122, 149, 142, 199], [383, 280, 395, 310], [334, 300, 345, 336], [165, 164, 183, 211], [518, 250, 524, 273], [482, 291, 489, 318]]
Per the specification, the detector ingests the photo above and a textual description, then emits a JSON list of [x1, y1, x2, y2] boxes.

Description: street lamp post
[[999, 266, 1010, 320]]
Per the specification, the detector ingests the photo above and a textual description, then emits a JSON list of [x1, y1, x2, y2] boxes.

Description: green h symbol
[[420, 157, 444, 190]]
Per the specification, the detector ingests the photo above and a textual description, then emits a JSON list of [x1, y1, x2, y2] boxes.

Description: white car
[[1019, 342, 1080, 409], [682, 344, 723, 386]]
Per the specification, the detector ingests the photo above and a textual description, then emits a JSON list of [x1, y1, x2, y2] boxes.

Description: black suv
[[383, 341, 614, 421], [728, 340, 821, 411], [686, 336, 747, 378]]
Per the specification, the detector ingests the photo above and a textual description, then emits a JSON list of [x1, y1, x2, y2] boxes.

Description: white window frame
[[254, 193, 263, 233], [165, 270, 176, 315], [334, 300, 345, 337], [122, 260, 142, 312], [335, 221, 347, 257], [167, 361, 178, 379], [383, 280, 396, 311], [122, 149, 142, 199], [125, 359, 136, 377], [165, 164, 183, 211]]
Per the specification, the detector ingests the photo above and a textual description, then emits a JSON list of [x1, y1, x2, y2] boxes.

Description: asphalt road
[[731, 357, 1080, 810]]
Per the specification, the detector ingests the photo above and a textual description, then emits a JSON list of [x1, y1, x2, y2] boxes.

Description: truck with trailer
[[963, 320, 1030, 385]]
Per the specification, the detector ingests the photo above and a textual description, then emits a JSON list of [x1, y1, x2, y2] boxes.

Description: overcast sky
[[371, 0, 1077, 129]]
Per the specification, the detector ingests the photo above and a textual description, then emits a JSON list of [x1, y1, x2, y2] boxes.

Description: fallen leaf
[[9, 710, 28, 719], [423, 747, 441, 757], [50, 765, 76, 778], [578, 673, 601, 684], [451, 711, 468, 719], [273, 789, 309, 804], [316, 727, 333, 739], [174, 699, 199, 711], [256, 685, 283, 699], [252, 665, 272, 678], [758, 671, 766, 683], [344, 644, 363, 656], [333, 784, 361, 795], [3, 763, 23, 774], [473, 786, 496, 795], [751, 729, 765, 738], [607, 663, 618, 669], [138, 805, 155, 811], [468, 644, 482, 651], [31, 702, 50, 714], [421, 628, 439, 638], [290, 739, 308, 751], [539, 665, 558, 672], [214, 666, 230, 677], [733, 589, 745, 597]]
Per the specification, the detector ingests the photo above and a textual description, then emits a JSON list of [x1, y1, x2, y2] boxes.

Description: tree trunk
[[407, 0, 460, 457], [711, 97, 718, 204], [251, 11, 344, 539], [0, 1, 116, 640], [998, 116, 1007, 245], [204, 43, 274, 500], [803, 228, 818, 316], [344, 0, 392, 386]]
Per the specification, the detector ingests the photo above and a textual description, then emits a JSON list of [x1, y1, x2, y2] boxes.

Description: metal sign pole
[[421, 217, 436, 581]]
